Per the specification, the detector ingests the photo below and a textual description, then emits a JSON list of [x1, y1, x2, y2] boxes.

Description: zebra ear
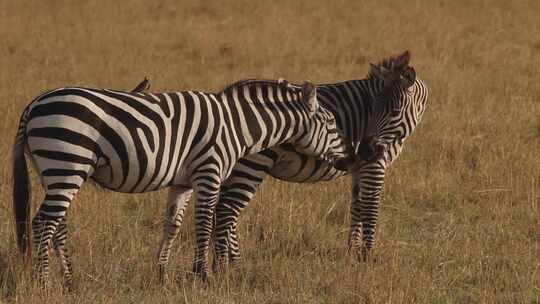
[[369, 63, 391, 81], [301, 80, 318, 114], [369, 63, 381, 78], [395, 50, 411, 69], [278, 78, 289, 89]]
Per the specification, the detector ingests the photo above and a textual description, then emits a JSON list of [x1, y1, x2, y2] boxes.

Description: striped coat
[[211, 51, 429, 266], [12, 79, 352, 287]]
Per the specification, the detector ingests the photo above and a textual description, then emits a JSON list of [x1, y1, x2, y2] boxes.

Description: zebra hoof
[[192, 262, 210, 283], [33, 271, 49, 290], [349, 245, 376, 264], [61, 282, 73, 294], [212, 257, 229, 273], [358, 248, 378, 264]]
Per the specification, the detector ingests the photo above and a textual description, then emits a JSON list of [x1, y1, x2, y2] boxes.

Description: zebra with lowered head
[[12, 78, 357, 287], [212, 51, 429, 268]]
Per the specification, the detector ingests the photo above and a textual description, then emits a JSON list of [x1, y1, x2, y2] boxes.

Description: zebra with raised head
[[212, 51, 429, 267], [12, 78, 355, 287]]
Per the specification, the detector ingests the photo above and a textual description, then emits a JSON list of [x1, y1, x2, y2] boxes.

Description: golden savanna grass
[[0, 0, 539, 303]]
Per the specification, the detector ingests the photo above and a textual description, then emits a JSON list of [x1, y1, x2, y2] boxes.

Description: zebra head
[[291, 80, 354, 169], [360, 50, 429, 166], [368, 50, 417, 117]]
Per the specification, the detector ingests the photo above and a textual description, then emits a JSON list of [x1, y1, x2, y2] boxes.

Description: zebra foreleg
[[51, 218, 73, 291], [349, 165, 385, 262], [156, 186, 192, 284], [349, 176, 365, 262]]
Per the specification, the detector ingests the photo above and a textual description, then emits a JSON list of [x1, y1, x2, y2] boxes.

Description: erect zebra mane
[[366, 50, 411, 80], [220, 78, 301, 96]]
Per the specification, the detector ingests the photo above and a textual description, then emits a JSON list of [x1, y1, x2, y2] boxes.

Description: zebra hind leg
[[51, 218, 73, 291], [31, 211, 55, 289], [32, 187, 79, 288], [192, 175, 221, 281], [156, 186, 192, 284], [213, 197, 248, 271], [213, 164, 269, 270], [30, 161, 87, 288], [213, 199, 233, 271], [227, 218, 242, 263]]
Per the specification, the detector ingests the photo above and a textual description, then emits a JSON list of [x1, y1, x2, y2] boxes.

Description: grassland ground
[[0, 1, 539, 303]]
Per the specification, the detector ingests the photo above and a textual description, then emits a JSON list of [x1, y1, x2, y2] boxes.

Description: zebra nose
[[333, 156, 354, 171]]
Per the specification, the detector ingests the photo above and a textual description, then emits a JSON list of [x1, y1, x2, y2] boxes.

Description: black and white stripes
[[12, 79, 351, 287], [212, 51, 429, 266]]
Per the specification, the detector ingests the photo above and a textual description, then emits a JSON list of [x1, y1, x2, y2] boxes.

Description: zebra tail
[[12, 110, 32, 263]]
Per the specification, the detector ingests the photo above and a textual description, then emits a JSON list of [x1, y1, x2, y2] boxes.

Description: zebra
[[210, 51, 429, 267], [27, 77, 153, 288], [12, 78, 357, 287]]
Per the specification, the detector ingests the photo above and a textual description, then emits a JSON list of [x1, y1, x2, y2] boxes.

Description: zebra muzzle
[[333, 156, 354, 171], [358, 136, 386, 162], [330, 140, 357, 171], [340, 136, 388, 172]]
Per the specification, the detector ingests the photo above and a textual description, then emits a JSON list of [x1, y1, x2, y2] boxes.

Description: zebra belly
[[89, 150, 196, 193]]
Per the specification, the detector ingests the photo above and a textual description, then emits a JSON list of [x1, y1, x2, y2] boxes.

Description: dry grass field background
[[0, 0, 539, 303]]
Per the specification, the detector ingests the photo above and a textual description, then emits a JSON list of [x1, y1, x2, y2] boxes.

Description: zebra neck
[[242, 112, 308, 156], [317, 79, 385, 147]]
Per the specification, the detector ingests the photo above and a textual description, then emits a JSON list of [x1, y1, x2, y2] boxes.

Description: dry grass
[[0, 0, 539, 303]]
